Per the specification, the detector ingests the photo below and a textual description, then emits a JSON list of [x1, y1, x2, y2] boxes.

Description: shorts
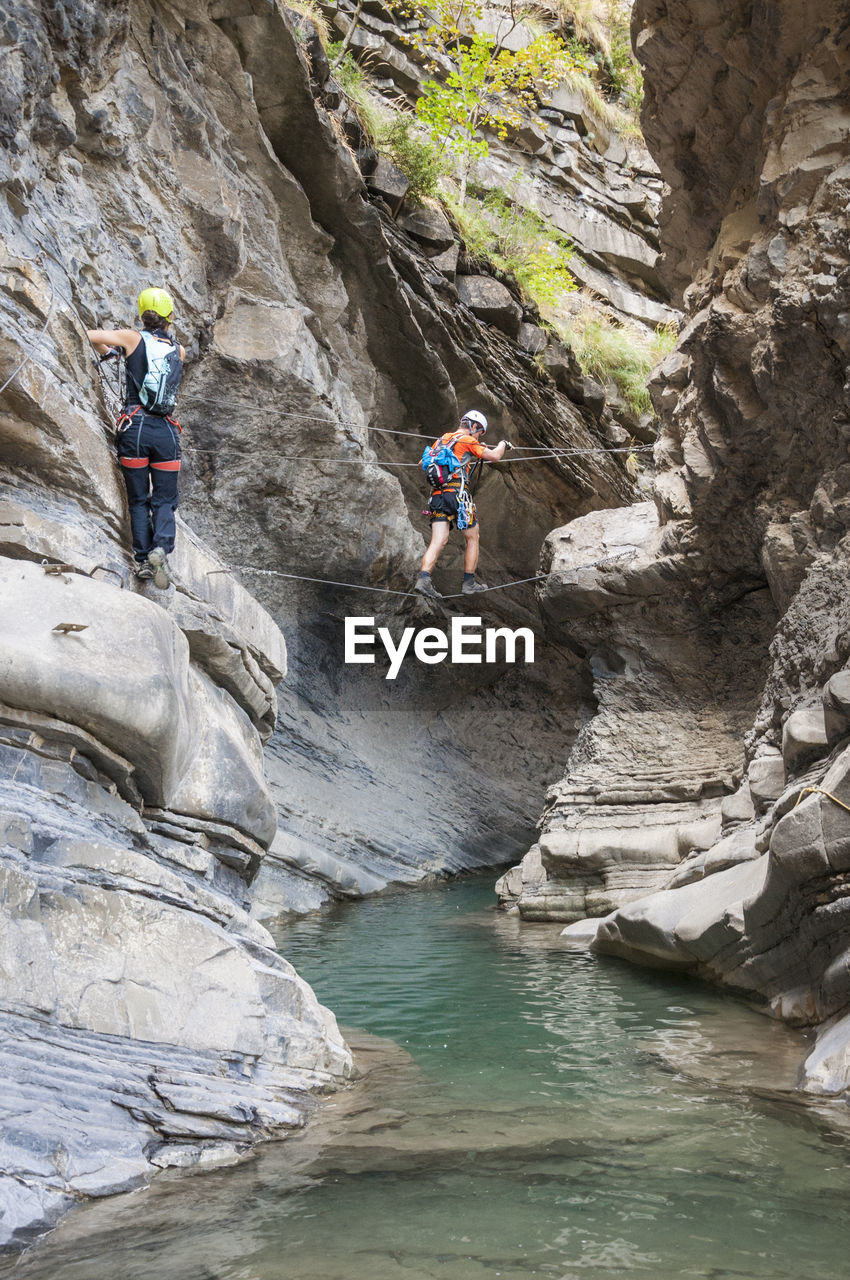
[[428, 488, 477, 529]]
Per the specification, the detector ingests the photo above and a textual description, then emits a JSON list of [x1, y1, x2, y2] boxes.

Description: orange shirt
[[429, 431, 487, 492], [440, 430, 486, 472]]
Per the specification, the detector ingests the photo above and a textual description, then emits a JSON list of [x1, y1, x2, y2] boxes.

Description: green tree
[[408, 0, 570, 203]]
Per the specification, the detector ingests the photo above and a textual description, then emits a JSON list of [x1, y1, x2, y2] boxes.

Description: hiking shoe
[[462, 578, 489, 594], [414, 576, 443, 599], [147, 546, 170, 590], [134, 559, 154, 581]]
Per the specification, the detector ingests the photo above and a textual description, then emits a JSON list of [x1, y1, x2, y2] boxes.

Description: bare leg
[[421, 521, 451, 573], [463, 525, 480, 574]]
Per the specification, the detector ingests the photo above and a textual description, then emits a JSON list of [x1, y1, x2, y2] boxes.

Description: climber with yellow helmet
[[87, 288, 185, 589]]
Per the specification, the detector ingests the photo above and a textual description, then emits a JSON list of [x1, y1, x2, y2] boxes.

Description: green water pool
[[7, 875, 850, 1279]]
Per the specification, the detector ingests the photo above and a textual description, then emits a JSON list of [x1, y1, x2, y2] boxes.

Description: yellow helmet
[[137, 287, 174, 319]]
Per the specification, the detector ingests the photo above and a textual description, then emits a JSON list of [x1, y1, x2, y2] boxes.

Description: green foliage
[[381, 114, 445, 200], [531, 0, 643, 134], [517, 245, 578, 307], [556, 306, 676, 414], [563, 35, 597, 74], [400, 0, 577, 199], [328, 47, 445, 199], [328, 45, 385, 142], [415, 28, 569, 174], [602, 0, 643, 112], [444, 188, 577, 311]]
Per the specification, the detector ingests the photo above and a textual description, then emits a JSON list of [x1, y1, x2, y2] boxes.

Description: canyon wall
[[501, 0, 850, 1098], [0, 0, 664, 1246]]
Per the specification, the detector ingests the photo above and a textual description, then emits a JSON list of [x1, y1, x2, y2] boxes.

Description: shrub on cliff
[[330, 47, 446, 200]]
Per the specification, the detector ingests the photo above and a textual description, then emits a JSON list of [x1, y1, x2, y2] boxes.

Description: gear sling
[[421, 430, 475, 530]]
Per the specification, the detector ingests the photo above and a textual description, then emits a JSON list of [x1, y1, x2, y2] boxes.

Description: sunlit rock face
[[324, 0, 677, 331], [0, 0, 668, 1245], [506, 0, 850, 1093]]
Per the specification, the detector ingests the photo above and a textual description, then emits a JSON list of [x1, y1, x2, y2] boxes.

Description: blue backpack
[[133, 330, 183, 415], [421, 430, 465, 489]]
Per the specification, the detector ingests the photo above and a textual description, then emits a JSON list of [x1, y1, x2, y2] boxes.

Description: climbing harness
[[421, 428, 481, 528]]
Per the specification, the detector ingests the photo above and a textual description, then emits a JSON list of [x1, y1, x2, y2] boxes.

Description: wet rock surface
[[496, 0, 850, 1104]]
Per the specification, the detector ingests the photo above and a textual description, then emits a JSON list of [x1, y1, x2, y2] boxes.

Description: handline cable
[[218, 450, 644, 466], [249, 413, 654, 459], [0, 281, 57, 400], [206, 551, 635, 598], [10, 248, 653, 466]]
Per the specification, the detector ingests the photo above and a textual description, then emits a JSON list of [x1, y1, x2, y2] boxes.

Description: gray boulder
[[782, 703, 829, 776], [747, 751, 786, 811], [366, 156, 409, 215], [396, 200, 455, 252], [823, 670, 850, 745], [430, 242, 459, 279], [518, 322, 548, 355], [540, 340, 584, 398], [456, 275, 523, 338]]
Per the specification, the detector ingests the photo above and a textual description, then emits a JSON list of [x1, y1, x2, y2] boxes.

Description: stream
[[6, 875, 850, 1279]]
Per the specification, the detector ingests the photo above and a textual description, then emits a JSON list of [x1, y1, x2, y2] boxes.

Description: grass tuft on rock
[[286, 0, 332, 46], [532, 0, 643, 131], [553, 301, 676, 414], [330, 48, 446, 200], [443, 187, 577, 310]]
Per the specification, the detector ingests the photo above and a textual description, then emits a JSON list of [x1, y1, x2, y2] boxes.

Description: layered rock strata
[[1, 0, 640, 909], [0, 0, 667, 1244], [497, 500, 774, 919], [0, 545, 351, 1248], [324, 0, 676, 330], [504, 0, 850, 1096]]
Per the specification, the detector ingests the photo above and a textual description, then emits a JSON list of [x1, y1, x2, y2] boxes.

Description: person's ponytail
[[141, 309, 169, 332]]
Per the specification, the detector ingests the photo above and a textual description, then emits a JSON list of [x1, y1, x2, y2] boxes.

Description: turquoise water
[[6, 876, 850, 1279]]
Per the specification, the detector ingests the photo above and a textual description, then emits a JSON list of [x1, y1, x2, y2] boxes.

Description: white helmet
[[461, 409, 487, 433]]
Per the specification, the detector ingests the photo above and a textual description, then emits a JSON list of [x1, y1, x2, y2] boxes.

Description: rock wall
[[0, 0, 667, 1246], [497, 500, 774, 920], [502, 0, 850, 1098], [324, 0, 677, 331]]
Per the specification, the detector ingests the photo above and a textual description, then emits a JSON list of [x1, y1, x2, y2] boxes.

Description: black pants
[[116, 410, 181, 560]]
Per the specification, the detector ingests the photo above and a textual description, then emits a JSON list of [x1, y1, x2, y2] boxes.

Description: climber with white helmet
[[416, 409, 512, 598], [88, 288, 185, 589]]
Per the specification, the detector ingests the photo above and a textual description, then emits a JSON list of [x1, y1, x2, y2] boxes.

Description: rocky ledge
[[0, 539, 351, 1249], [500, 0, 850, 1102]]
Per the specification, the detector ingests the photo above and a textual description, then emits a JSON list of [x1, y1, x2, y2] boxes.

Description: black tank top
[[123, 330, 178, 409]]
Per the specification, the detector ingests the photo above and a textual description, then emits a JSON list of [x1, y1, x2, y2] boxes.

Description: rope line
[[219, 449, 648, 467], [0, 282, 57, 400], [0, 292, 649, 471], [206, 551, 634, 598], [8, 246, 654, 469], [794, 787, 850, 815], [284, 411, 654, 457]]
